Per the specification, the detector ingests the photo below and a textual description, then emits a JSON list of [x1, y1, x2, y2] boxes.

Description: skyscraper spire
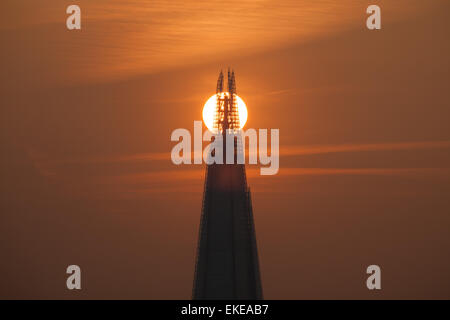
[[192, 70, 263, 299], [213, 70, 240, 134]]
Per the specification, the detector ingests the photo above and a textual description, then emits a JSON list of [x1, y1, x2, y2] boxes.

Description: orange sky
[[1, 0, 450, 299]]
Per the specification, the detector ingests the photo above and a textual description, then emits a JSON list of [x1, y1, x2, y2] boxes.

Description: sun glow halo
[[202, 93, 248, 132]]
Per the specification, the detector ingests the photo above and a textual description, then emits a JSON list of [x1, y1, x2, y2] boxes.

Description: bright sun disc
[[202, 93, 248, 132]]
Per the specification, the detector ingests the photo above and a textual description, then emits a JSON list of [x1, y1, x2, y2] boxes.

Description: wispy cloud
[[279, 141, 450, 157], [91, 166, 450, 197], [98, 140, 450, 163], [268, 167, 450, 177], [3, 0, 426, 83], [27, 139, 450, 197], [30, 140, 450, 170]]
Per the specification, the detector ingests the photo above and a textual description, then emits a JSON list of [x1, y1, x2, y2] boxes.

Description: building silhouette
[[192, 70, 263, 299]]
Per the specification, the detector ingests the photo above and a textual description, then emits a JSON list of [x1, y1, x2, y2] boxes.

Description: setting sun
[[202, 93, 248, 132]]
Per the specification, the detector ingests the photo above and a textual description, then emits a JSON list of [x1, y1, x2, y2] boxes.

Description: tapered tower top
[[214, 69, 240, 133]]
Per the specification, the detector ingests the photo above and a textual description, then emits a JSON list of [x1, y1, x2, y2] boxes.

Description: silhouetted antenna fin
[[216, 70, 224, 93], [230, 70, 236, 95], [227, 67, 235, 94]]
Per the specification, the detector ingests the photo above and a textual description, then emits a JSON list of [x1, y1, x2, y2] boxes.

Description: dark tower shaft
[[193, 70, 263, 299]]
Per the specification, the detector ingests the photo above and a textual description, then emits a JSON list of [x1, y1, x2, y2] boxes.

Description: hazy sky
[[1, 1, 450, 299]]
